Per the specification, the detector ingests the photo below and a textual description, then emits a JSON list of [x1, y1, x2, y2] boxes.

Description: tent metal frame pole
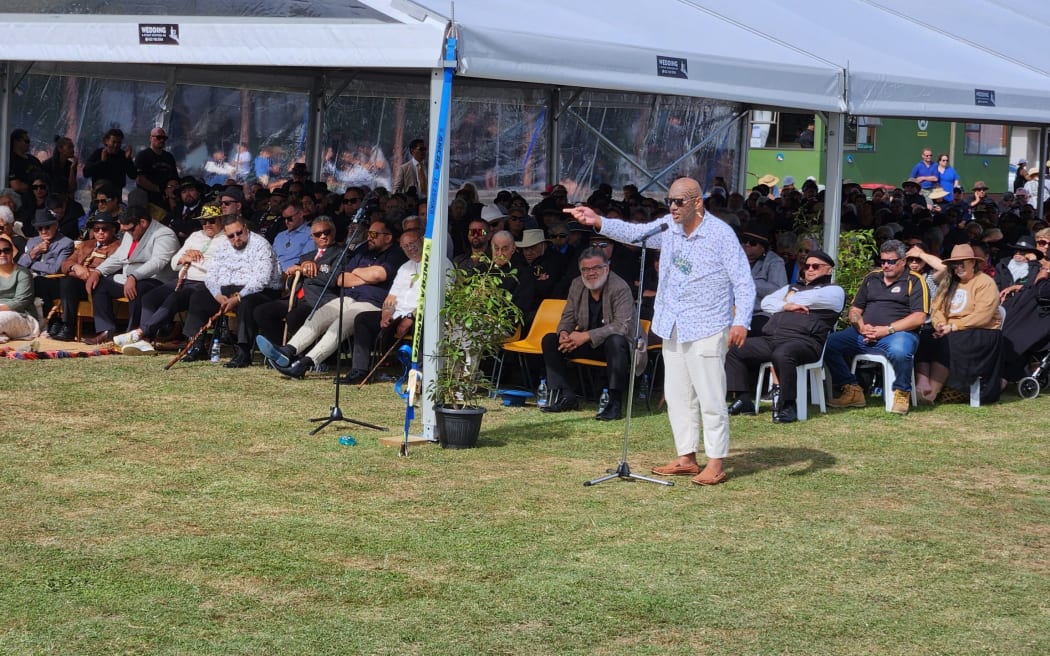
[[0, 62, 10, 187], [420, 65, 451, 441], [734, 107, 752, 196], [1037, 126, 1045, 218], [307, 74, 326, 178], [565, 107, 659, 190], [823, 111, 845, 265], [546, 88, 561, 189]]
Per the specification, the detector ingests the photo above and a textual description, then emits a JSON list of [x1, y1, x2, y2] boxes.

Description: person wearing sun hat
[[921, 243, 1003, 404], [993, 235, 1043, 295], [739, 221, 787, 335]]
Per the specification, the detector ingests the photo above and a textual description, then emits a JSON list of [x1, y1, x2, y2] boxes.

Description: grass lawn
[[1, 355, 1048, 655]]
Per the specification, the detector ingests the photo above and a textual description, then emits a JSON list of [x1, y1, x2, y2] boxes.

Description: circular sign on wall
[[776, 152, 784, 161]]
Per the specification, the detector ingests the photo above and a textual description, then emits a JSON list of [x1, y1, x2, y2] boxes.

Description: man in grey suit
[[82, 204, 178, 344]]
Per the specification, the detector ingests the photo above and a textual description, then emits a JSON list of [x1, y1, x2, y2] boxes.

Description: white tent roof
[[688, 0, 1050, 124], [415, 0, 847, 112]]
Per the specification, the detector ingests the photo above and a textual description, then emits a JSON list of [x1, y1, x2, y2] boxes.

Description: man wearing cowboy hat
[[901, 178, 925, 211], [51, 213, 121, 341], [825, 239, 930, 414], [994, 235, 1044, 297], [739, 221, 787, 336], [540, 246, 634, 421], [969, 181, 991, 213], [171, 176, 207, 242], [725, 249, 845, 423], [517, 228, 566, 307], [18, 208, 74, 335]]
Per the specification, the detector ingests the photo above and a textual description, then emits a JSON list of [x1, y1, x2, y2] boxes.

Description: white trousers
[[662, 326, 730, 459], [0, 311, 39, 342], [288, 297, 380, 364]]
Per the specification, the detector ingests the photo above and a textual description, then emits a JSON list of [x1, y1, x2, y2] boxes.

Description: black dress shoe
[[334, 369, 368, 385], [180, 335, 209, 362], [274, 356, 314, 379], [223, 345, 252, 368], [728, 398, 755, 415], [542, 393, 580, 413], [82, 330, 112, 346], [52, 326, 76, 342], [595, 398, 623, 421], [773, 402, 797, 423]]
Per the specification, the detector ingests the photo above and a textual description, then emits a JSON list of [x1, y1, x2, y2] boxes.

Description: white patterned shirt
[[599, 213, 755, 342], [206, 232, 282, 297]]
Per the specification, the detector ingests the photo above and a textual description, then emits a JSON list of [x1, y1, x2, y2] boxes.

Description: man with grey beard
[[540, 246, 633, 420]]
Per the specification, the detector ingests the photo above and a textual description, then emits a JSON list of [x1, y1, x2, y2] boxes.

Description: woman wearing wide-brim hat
[[923, 243, 1003, 404], [994, 235, 1044, 299]]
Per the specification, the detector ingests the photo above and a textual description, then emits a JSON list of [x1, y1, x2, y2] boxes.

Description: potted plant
[[429, 256, 523, 448]]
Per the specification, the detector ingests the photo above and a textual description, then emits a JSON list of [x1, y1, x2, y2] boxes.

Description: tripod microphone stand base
[[309, 406, 387, 435], [584, 460, 674, 487]]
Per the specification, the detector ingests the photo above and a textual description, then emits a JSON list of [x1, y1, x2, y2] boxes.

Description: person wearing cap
[[540, 246, 635, 420], [780, 176, 796, 195], [272, 198, 314, 270], [1013, 159, 1029, 192], [82, 204, 178, 345], [18, 209, 74, 277], [901, 178, 926, 211], [112, 203, 227, 355], [83, 128, 137, 197], [1000, 227, 1050, 382], [516, 228, 565, 311], [725, 249, 844, 423], [183, 213, 282, 367], [921, 244, 1003, 404], [826, 239, 930, 414], [49, 213, 122, 341], [133, 127, 179, 208], [994, 235, 1044, 297], [565, 177, 755, 486], [739, 221, 788, 336], [1023, 165, 1050, 208], [17, 208, 74, 332], [909, 148, 939, 196], [969, 180, 991, 213], [0, 233, 40, 343], [171, 176, 207, 242]]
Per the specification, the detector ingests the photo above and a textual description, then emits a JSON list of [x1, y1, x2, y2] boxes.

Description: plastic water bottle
[[639, 373, 650, 400], [598, 388, 610, 415], [537, 378, 549, 409], [209, 338, 221, 363]]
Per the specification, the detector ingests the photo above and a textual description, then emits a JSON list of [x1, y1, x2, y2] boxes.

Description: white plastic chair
[[850, 353, 918, 411], [754, 342, 829, 421]]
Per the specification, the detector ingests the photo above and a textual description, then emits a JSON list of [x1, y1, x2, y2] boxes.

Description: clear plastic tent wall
[[11, 70, 741, 203]]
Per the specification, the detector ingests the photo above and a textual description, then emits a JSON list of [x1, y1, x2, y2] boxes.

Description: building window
[[963, 123, 1007, 155], [846, 116, 879, 152], [749, 111, 813, 149]]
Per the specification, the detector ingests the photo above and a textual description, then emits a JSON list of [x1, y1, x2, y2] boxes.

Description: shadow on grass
[[728, 446, 836, 479]]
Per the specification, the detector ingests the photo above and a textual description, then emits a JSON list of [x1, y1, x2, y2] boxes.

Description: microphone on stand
[[631, 222, 669, 244], [351, 191, 376, 225]]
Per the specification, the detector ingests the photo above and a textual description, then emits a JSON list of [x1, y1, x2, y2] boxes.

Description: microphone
[[351, 191, 375, 224], [631, 222, 668, 244]]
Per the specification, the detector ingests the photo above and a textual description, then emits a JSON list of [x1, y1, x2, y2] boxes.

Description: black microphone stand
[[585, 224, 672, 487], [306, 202, 386, 435]]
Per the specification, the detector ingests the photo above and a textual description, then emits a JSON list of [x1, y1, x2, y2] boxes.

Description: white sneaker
[[113, 329, 142, 348], [122, 340, 155, 356]]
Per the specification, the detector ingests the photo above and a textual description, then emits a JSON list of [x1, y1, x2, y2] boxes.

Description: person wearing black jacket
[[725, 249, 845, 423], [82, 129, 137, 197]]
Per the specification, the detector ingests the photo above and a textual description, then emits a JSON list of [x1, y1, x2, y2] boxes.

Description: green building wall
[[747, 116, 1012, 193]]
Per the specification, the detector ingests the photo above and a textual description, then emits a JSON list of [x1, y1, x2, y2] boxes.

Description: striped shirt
[[599, 212, 755, 342]]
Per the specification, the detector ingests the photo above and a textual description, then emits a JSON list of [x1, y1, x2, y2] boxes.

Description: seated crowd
[[4, 126, 1049, 420]]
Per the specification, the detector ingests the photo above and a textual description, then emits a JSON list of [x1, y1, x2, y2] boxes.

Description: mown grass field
[[1, 355, 1047, 655]]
